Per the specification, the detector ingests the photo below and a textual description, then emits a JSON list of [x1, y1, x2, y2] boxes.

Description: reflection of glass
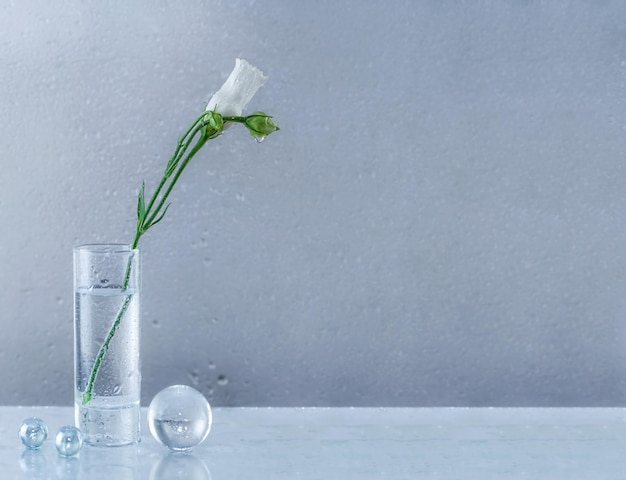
[[79, 444, 140, 478], [150, 454, 212, 480], [19, 450, 48, 478]]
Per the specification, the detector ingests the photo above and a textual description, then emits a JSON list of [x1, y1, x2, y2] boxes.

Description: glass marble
[[55, 426, 83, 457], [19, 417, 48, 449], [148, 385, 212, 452]]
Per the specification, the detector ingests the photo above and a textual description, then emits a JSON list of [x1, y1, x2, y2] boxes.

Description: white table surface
[[2, 407, 626, 479]]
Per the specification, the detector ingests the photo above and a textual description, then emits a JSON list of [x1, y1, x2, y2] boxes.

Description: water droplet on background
[[188, 370, 200, 387], [217, 375, 228, 386], [255, 136, 265, 143]]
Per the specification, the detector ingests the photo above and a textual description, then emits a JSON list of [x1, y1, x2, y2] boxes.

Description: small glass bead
[[19, 417, 48, 449], [55, 426, 83, 457], [148, 385, 212, 452]]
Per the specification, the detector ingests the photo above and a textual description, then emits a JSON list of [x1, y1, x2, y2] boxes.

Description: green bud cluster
[[203, 110, 224, 139]]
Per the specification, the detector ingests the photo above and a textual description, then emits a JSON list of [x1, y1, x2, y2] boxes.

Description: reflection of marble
[[55, 456, 79, 480], [19, 449, 48, 478], [150, 454, 211, 480]]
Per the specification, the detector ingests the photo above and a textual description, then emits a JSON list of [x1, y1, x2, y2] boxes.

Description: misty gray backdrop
[[1, 1, 626, 406]]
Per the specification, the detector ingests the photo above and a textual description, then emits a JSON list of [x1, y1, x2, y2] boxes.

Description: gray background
[[1, 1, 626, 407]]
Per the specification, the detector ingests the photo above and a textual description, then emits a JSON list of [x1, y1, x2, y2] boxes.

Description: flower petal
[[206, 59, 268, 117]]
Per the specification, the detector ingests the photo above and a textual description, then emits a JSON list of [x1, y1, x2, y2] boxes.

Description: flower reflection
[[150, 454, 211, 480]]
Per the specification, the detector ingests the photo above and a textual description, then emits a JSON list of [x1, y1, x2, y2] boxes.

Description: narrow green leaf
[[145, 203, 171, 231], [137, 182, 146, 231], [136, 182, 146, 222], [165, 156, 178, 178]]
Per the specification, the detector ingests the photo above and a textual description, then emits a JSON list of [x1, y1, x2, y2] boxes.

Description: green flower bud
[[203, 110, 224, 139], [244, 112, 280, 139]]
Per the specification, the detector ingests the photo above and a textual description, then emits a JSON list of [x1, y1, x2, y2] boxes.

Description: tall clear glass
[[74, 244, 141, 446]]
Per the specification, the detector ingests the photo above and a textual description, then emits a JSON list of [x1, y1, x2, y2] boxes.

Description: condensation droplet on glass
[[208, 362, 216, 370], [217, 375, 228, 386]]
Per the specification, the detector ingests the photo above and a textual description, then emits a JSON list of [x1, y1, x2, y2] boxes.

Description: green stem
[[143, 133, 208, 228], [140, 117, 208, 238], [81, 293, 133, 405], [81, 119, 210, 406], [81, 108, 277, 405], [222, 116, 247, 124]]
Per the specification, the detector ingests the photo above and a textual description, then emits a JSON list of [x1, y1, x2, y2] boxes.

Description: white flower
[[206, 58, 268, 118]]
